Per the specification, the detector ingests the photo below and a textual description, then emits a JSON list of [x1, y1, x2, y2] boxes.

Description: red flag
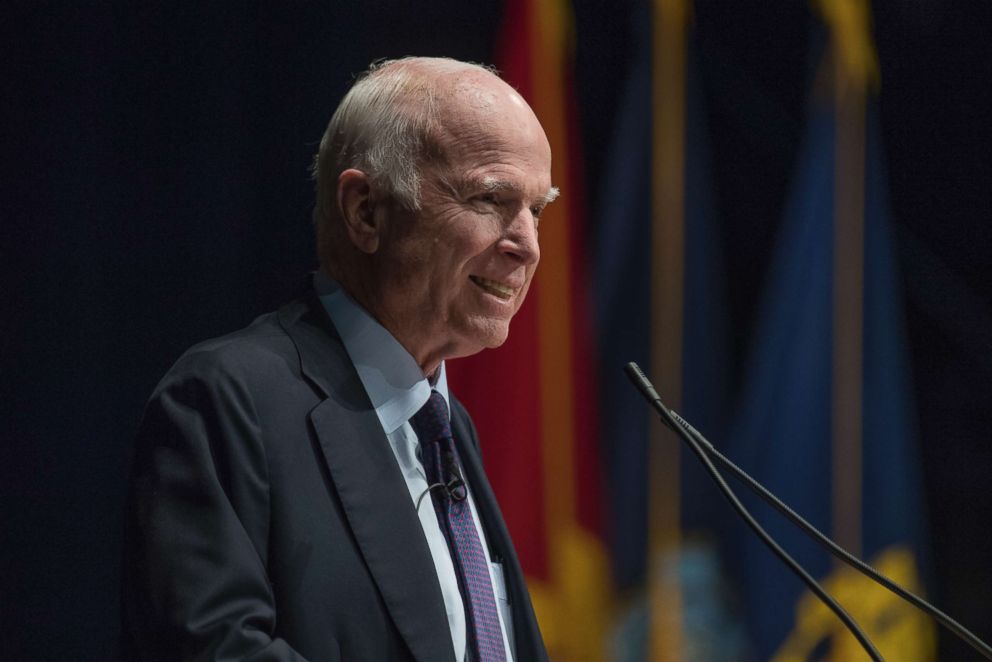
[[447, 0, 610, 657]]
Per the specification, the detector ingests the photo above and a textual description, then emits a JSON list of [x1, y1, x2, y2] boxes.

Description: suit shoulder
[[154, 311, 299, 397]]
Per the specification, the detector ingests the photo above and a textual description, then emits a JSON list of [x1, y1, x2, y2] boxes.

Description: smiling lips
[[469, 275, 518, 300]]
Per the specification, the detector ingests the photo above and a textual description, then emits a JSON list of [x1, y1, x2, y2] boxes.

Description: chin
[[452, 319, 511, 356], [477, 319, 512, 349], [481, 333, 509, 349]]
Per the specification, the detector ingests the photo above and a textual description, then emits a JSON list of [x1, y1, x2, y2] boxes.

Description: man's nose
[[497, 207, 540, 266]]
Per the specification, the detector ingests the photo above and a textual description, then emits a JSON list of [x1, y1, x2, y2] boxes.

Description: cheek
[[445, 232, 498, 274]]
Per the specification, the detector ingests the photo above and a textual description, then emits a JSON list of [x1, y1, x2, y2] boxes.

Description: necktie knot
[[411, 390, 452, 447]]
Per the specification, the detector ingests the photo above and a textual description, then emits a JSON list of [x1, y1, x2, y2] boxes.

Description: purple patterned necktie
[[411, 391, 507, 662]]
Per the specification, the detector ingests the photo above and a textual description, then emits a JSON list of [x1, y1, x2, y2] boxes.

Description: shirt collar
[[314, 271, 449, 434]]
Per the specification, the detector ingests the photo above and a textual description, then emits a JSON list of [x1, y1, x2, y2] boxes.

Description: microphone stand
[[625, 361, 992, 660], [625, 362, 883, 660]]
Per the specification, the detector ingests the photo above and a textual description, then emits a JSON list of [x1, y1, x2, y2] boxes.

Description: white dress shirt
[[315, 272, 515, 662]]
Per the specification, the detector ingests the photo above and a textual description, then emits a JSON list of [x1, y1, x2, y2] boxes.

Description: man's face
[[367, 80, 554, 371]]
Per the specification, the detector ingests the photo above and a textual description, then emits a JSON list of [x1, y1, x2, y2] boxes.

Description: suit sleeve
[[124, 352, 310, 661]]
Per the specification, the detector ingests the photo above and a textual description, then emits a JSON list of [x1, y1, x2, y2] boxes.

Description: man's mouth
[[469, 275, 517, 300]]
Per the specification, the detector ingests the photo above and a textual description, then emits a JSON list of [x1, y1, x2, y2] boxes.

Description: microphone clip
[[416, 475, 467, 511]]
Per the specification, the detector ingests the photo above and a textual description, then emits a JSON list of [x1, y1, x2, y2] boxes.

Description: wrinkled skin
[[336, 67, 556, 376]]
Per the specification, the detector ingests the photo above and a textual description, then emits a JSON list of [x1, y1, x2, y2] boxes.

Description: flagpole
[[820, 0, 877, 561], [650, 0, 688, 658], [831, 47, 866, 560]]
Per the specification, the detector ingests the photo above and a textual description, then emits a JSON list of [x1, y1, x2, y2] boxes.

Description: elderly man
[[124, 57, 557, 662]]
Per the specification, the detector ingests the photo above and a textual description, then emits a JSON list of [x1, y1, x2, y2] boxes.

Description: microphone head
[[624, 362, 662, 404]]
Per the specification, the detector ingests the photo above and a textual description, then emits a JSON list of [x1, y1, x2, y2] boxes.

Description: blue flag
[[719, 85, 935, 660], [593, 2, 652, 604], [593, 4, 740, 657]]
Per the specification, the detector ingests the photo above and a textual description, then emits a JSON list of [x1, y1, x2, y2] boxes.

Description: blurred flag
[[593, 0, 741, 659], [446, 0, 611, 659], [594, 0, 935, 660], [717, 5, 936, 659]]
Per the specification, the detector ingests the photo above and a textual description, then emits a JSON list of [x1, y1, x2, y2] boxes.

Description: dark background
[[2, 2, 989, 659]]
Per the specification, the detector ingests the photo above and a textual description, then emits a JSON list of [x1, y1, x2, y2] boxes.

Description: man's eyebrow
[[478, 176, 560, 205], [478, 176, 518, 193]]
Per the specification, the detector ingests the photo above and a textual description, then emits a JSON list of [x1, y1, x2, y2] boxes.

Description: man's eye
[[477, 193, 499, 205], [530, 207, 543, 231]]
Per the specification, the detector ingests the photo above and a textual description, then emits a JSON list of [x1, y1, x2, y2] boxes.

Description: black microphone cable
[[664, 407, 992, 660], [625, 362, 883, 661]]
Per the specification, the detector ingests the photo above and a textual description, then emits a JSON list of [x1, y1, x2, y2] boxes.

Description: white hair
[[311, 57, 498, 256]]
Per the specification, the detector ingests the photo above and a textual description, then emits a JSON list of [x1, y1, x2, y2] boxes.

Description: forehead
[[439, 72, 543, 136], [448, 76, 528, 112], [433, 81, 550, 173]]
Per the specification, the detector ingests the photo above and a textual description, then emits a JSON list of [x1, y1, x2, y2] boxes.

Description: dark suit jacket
[[124, 290, 548, 661]]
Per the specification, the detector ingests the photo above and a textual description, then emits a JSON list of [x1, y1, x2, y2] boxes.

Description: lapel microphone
[[416, 450, 468, 512], [625, 361, 992, 660], [442, 450, 469, 501]]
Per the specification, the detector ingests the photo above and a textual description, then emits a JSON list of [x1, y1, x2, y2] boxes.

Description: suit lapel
[[279, 293, 456, 662], [450, 402, 549, 662]]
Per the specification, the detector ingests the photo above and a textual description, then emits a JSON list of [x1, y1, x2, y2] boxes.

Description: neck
[[324, 263, 446, 378]]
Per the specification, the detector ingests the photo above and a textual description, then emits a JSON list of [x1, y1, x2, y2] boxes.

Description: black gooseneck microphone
[[625, 361, 992, 660], [666, 409, 992, 660], [624, 362, 883, 661]]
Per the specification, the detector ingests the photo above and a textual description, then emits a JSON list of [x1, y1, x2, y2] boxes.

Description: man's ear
[[337, 168, 380, 254]]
